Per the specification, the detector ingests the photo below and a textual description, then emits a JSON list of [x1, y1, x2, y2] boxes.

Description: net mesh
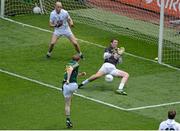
[[3, 0, 180, 68]]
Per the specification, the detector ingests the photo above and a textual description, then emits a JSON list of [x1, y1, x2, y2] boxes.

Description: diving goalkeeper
[[79, 39, 129, 95]]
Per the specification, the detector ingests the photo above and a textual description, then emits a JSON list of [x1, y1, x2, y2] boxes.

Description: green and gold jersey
[[64, 60, 79, 83]]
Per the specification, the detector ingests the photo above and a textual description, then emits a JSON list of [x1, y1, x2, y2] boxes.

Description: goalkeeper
[[78, 39, 129, 95], [62, 55, 86, 128], [46, 2, 83, 59]]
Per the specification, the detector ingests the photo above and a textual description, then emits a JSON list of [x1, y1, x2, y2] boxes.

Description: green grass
[[0, 16, 180, 129], [0, 72, 159, 129]]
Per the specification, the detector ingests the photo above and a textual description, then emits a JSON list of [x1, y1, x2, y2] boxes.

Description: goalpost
[[0, 0, 5, 17], [1, 0, 180, 68], [158, 0, 165, 64]]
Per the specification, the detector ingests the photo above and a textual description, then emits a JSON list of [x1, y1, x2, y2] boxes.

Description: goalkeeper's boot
[[66, 119, 73, 128], [78, 83, 84, 89], [46, 52, 51, 58], [116, 89, 127, 95]]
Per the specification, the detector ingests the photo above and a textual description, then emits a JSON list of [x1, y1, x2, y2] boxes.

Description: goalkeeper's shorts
[[98, 63, 119, 76], [62, 82, 78, 98], [54, 27, 73, 38]]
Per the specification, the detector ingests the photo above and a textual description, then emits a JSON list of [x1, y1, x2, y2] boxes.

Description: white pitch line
[[127, 101, 180, 111], [1, 17, 180, 71], [0, 69, 60, 90], [0, 68, 127, 111], [1, 68, 180, 111]]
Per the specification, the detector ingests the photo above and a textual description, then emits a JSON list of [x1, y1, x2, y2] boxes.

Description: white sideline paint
[[127, 101, 180, 111], [1, 68, 180, 111], [1, 17, 180, 71]]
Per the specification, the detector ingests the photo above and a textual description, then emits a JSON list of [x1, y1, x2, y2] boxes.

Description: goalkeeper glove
[[117, 47, 125, 55]]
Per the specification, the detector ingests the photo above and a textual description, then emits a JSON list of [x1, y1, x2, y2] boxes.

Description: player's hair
[[111, 39, 118, 43], [72, 54, 80, 61], [168, 110, 176, 119]]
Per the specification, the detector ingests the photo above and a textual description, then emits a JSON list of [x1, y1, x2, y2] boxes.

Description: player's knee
[[125, 72, 129, 79]]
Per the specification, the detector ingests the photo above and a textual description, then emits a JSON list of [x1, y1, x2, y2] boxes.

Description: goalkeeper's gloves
[[117, 47, 125, 55]]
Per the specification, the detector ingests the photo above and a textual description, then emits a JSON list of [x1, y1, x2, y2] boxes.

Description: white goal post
[[0, 0, 5, 17], [158, 0, 165, 64]]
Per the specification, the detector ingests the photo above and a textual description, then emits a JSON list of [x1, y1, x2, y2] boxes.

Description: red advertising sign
[[117, 0, 180, 17]]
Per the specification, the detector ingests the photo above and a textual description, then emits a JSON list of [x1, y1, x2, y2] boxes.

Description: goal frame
[[0, 0, 5, 17], [158, 0, 165, 64]]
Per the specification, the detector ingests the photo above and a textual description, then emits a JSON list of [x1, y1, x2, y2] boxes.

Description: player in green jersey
[[62, 54, 86, 128]]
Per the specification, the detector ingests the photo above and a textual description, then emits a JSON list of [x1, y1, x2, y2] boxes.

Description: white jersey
[[159, 119, 180, 131], [50, 9, 70, 30]]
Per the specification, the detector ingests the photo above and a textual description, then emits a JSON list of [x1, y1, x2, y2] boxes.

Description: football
[[154, 57, 158, 61], [33, 6, 41, 14], [105, 74, 113, 82]]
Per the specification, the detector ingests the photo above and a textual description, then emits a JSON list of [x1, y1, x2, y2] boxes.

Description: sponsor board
[[118, 0, 180, 17]]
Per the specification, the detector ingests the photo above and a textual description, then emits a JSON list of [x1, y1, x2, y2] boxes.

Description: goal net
[[2, 0, 180, 68]]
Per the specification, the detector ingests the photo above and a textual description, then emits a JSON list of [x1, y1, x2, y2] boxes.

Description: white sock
[[118, 83, 125, 90], [47, 52, 51, 56], [82, 79, 89, 85]]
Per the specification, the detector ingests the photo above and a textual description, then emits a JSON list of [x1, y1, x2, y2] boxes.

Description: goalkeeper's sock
[[79, 79, 89, 88], [118, 83, 125, 90], [82, 79, 89, 85]]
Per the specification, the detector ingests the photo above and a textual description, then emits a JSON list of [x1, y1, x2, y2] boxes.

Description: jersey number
[[165, 128, 175, 131]]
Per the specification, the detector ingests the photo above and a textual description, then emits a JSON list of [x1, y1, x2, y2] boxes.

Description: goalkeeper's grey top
[[104, 46, 121, 66]]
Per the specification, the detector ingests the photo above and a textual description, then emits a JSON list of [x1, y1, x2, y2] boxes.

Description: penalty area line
[[1, 68, 180, 111]]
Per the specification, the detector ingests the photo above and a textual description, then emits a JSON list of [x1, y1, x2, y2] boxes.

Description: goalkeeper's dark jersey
[[104, 46, 119, 66], [64, 60, 79, 83]]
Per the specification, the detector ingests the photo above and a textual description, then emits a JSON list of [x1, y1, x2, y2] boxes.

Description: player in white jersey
[[159, 110, 180, 131], [46, 2, 83, 59]]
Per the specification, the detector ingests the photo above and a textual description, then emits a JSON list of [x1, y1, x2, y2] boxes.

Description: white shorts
[[62, 82, 78, 98], [98, 63, 119, 76], [54, 27, 73, 38]]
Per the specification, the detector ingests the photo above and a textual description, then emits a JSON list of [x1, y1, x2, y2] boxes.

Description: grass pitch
[[0, 15, 180, 129]]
